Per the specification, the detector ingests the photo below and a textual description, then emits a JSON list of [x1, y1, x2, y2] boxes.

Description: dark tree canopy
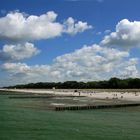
[[5, 77, 140, 89]]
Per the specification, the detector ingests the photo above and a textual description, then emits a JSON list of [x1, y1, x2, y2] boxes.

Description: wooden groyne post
[[55, 103, 140, 111]]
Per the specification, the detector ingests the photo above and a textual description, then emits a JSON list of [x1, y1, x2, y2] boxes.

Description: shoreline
[[0, 88, 140, 102]]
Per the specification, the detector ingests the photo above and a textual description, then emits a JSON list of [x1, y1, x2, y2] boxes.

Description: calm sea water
[[0, 92, 140, 140]]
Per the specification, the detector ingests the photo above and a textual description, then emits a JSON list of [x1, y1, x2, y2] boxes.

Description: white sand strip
[[0, 88, 140, 102]]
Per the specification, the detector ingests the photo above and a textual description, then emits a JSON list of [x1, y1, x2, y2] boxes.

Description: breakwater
[[55, 103, 140, 111]]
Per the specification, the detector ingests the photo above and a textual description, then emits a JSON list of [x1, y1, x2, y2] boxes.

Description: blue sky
[[0, 0, 140, 86]]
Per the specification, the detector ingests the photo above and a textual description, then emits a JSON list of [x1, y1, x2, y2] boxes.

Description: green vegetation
[[5, 77, 140, 89]]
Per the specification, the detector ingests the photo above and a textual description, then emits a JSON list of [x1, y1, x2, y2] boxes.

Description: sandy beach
[[1, 88, 140, 102]]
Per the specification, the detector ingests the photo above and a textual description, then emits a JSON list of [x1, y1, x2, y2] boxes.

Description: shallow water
[[0, 92, 140, 140]]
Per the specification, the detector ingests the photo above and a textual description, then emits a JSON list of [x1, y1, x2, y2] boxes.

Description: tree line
[[5, 77, 140, 89]]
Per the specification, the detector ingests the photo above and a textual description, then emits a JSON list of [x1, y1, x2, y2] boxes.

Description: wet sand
[[1, 88, 140, 102]]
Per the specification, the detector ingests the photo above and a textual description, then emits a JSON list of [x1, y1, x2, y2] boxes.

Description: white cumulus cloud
[[0, 11, 92, 41], [63, 17, 92, 35], [101, 19, 140, 49], [0, 42, 39, 61], [1, 17, 140, 86], [1, 44, 138, 85]]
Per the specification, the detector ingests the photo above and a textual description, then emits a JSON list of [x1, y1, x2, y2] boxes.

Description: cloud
[[53, 44, 131, 79], [96, 32, 102, 35], [1, 17, 140, 86], [1, 44, 138, 85], [0, 10, 92, 86], [0, 11, 92, 42], [104, 29, 111, 34], [116, 58, 138, 78], [0, 42, 39, 62], [101, 19, 140, 49], [63, 17, 92, 35]]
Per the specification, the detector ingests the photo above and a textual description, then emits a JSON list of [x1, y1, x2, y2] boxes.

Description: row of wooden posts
[[55, 103, 140, 111]]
